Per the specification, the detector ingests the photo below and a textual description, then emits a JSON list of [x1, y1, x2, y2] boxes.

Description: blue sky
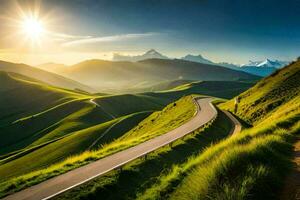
[[0, 0, 299, 65]]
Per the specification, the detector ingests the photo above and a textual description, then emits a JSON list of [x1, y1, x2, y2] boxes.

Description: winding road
[[3, 97, 240, 200]]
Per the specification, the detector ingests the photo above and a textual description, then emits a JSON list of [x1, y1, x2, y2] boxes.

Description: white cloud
[[49, 32, 92, 40], [61, 32, 157, 47]]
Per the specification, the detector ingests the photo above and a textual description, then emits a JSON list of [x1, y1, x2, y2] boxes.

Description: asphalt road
[[3, 97, 231, 200], [223, 110, 242, 135]]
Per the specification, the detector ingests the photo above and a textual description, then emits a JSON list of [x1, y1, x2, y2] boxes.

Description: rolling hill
[[36, 63, 68, 74], [144, 80, 255, 99], [0, 71, 197, 184], [57, 59, 260, 90], [0, 71, 171, 159], [221, 59, 300, 124], [0, 95, 198, 198], [0, 71, 89, 125], [0, 60, 95, 92]]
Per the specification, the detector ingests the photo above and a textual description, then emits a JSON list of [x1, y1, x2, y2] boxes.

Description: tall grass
[[168, 102, 299, 199]]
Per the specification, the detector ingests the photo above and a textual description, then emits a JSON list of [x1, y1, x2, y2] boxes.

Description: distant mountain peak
[[112, 49, 168, 62], [242, 59, 288, 68], [144, 49, 161, 56]]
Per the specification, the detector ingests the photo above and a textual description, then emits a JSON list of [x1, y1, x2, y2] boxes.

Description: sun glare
[[21, 16, 44, 42]]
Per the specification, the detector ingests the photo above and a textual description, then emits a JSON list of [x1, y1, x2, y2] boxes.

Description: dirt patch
[[280, 139, 300, 200]]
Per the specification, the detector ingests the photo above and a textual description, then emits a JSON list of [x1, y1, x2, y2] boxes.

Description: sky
[[0, 0, 299, 65]]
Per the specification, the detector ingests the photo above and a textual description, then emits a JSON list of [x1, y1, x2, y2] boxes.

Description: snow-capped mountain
[[112, 49, 169, 62], [239, 59, 290, 76], [242, 59, 288, 68], [181, 54, 214, 65]]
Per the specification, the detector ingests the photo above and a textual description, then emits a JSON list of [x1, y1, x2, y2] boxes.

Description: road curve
[[3, 98, 218, 200], [223, 110, 242, 135]]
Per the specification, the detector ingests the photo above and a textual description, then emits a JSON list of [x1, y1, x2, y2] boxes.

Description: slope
[[158, 59, 300, 200], [0, 96, 197, 198], [221, 60, 300, 124], [0, 71, 88, 125], [144, 80, 255, 100], [0, 60, 94, 92], [0, 72, 170, 159]]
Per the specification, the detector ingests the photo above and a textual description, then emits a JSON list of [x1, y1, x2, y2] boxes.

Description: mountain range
[[112, 49, 290, 76], [181, 54, 291, 76], [241, 59, 289, 68], [57, 58, 259, 91]]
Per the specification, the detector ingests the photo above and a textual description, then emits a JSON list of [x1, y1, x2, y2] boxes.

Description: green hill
[[144, 80, 254, 100], [0, 96, 198, 197], [108, 79, 195, 93], [221, 60, 300, 124], [0, 60, 95, 92], [0, 71, 88, 125], [1, 71, 203, 184], [0, 72, 172, 161]]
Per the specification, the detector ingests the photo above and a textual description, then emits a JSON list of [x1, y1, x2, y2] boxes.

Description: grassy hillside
[[0, 96, 197, 198], [0, 72, 96, 154], [142, 80, 254, 100], [0, 112, 151, 181], [166, 80, 254, 99], [57, 59, 259, 90], [0, 71, 186, 183], [92, 94, 168, 117], [156, 60, 300, 199], [0, 60, 94, 92], [221, 60, 300, 124], [0, 71, 89, 124], [108, 79, 195, 93], [110, 79, 255, 97]]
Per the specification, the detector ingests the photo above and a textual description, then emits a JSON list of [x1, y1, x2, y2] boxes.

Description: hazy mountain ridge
[[36, 63, 68, 73], [58, 58, 259, 90], [0, 60, 95, 93]]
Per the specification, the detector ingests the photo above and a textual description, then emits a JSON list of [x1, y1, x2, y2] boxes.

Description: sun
[[21, 16, 45, 42]]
